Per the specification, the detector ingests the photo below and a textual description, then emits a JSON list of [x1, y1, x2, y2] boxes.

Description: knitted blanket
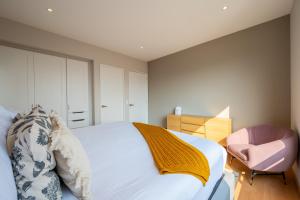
[[133, 122, 210, 185]]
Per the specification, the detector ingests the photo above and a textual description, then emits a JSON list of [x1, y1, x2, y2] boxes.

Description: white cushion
[[0, 106, 18, 199], [50, 113, 92, 200]]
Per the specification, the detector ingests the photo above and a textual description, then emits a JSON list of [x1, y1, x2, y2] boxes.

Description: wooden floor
[[226, 158, 300, 200]]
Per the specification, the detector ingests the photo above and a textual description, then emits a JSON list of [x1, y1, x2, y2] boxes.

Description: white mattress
[[62, 122, 227, 200]]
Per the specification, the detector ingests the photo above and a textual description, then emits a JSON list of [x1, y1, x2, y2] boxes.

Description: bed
[[62, 122, 227, 200]]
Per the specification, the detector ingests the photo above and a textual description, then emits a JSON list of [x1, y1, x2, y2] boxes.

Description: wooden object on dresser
[[167, 114, 232, 146]]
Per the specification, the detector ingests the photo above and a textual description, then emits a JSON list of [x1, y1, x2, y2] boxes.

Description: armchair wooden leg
[[229, 155, 235, 165], [250, 170, 256, 185], [282, 172, 287, 185]]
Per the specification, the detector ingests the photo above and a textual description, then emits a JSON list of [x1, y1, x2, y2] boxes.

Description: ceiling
[[0, 0, 294, 61]]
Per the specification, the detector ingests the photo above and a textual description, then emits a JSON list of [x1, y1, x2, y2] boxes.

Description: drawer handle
[[72, 111, 85, 114], [72, 119, 85, 122]]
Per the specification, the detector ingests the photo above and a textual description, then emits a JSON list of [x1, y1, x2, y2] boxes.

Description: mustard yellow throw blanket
[[133, 122, 210, 185]]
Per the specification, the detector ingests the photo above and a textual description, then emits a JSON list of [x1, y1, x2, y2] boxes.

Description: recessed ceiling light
[[47, 8, 53, 13], [222, 6, 228, 10], [140, 46, 144, 49]]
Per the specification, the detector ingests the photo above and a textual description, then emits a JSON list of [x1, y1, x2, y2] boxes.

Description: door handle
[[129, 104, 134, 107], [101, 105, 108, 108]]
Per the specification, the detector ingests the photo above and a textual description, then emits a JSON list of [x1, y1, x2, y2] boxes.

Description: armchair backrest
[[248, 125, 294, 145]]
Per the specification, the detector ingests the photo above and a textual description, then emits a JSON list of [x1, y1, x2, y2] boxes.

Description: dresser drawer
[[181, 123, 205, 134], [68, 111, 89, 129], [68, 118, 89, 129], [68, 111, 89, 120], [167, 115, 181, 131], [167, 125, 181, 132], [181, 115, 205, 125]]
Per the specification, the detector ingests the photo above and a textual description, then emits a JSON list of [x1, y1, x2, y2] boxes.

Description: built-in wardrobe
[[0, 45, 148, 128], [0, 45, 90, 128]]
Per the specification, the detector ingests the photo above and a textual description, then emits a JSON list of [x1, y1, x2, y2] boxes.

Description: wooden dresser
[[167, 114, 232, 146]]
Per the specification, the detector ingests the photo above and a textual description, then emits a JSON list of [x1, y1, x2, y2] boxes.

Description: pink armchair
[[227, 125, 298, 185]]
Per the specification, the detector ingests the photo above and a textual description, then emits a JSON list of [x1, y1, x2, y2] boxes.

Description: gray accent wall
[[148, 16, 290, 131], [291, 0, 300, 191]]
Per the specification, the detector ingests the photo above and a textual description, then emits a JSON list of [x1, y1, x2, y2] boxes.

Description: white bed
[[62, 122, 227, 200]]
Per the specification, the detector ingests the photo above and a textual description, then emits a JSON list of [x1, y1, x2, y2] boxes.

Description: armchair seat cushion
[[228, 144, 254, 161]]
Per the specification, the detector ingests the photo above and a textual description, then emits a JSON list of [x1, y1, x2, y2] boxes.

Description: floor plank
[[226, 158, 300, 200]]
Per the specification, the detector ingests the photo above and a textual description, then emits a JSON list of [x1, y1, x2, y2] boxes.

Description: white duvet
[[62, 122, 227, 200]]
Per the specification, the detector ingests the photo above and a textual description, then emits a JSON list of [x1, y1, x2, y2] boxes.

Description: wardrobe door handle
[[72, 119, 85, 122], [72, 111, 84, 114]]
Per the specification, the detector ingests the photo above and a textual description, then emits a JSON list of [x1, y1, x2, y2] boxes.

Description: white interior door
[[34, 53, 67, 120], [100, 64, 124, 123], [129, 72, 148, 123], [0, 45, 34, 113]]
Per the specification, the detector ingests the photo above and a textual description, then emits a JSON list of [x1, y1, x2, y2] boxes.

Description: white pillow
[[0, 106, 18, 199], [50, 113, 92, 200], [0, 106, 17, 121]]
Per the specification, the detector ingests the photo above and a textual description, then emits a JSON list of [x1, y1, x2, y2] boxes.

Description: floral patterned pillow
[[8, 106, 62, 200], [6, 113, 26, 156]]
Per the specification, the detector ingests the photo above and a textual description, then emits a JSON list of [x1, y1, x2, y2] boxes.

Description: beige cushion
[[50, 113, 92, 200]]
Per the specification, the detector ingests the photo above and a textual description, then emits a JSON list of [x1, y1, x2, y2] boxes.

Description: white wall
[[0, 17, 147, 124], [291, 0, 300, 190]]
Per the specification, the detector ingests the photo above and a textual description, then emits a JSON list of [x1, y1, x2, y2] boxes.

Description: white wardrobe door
[[67, 59, 89, 112], [100, 64, 124, 123], [129, 72, 148, 123], [34, 53, 67, 120], [0, 45, 34, 112]]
